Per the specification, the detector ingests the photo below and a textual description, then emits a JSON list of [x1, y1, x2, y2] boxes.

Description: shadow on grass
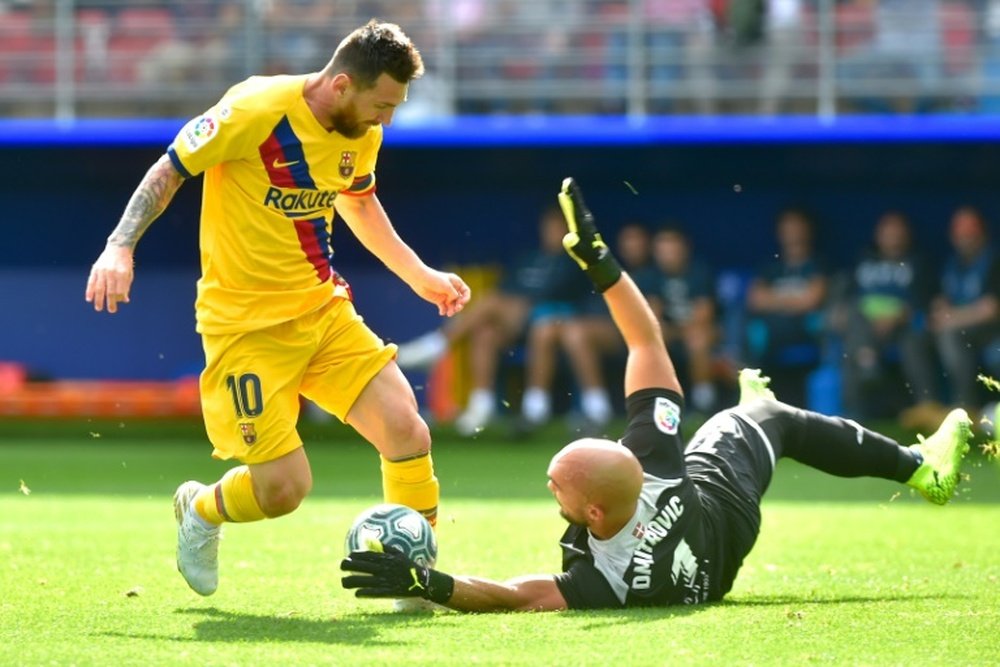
[[569, 591, 969, 629], [97, 606, 428, 646], [572, 603, 711, 630]]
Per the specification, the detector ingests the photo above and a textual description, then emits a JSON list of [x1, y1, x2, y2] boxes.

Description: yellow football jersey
[[167, 74, 381, 334]]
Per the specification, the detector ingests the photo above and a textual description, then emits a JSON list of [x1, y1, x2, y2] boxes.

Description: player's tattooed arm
[[107, 153, 186, 249], [86, 154, 186, 313]]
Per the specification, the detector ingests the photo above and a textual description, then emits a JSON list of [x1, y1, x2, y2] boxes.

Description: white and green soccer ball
[[344, 503, 437, 568]]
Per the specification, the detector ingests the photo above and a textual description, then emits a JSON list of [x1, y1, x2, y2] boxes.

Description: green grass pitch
[[2, 418, 999, 666]]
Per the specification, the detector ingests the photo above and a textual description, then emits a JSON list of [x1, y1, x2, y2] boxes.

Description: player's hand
[[557, 177, 610, 270], [341, 546, 433, 599], [557, 177, 622, 292], [412, 269, 471, 317], [86, 245, 135, 314]]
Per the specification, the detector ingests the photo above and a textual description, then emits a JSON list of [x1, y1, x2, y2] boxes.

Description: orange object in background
[[0, 362, 27, 395], [426, 351, 460, 423], [0, 379, 201, 418]]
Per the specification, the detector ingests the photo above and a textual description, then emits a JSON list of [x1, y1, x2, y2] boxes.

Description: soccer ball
[[344, 503, 437, 567]]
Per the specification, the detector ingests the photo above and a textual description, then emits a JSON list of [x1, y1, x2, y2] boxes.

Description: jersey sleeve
[[340, 126, 381, 196], [555, 559, 623, 609], [621, 388, 688, 479], [167, 86, 273, 178]]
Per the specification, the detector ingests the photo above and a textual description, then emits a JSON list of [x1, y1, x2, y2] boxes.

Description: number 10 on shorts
[[226, 373, 264, 418]]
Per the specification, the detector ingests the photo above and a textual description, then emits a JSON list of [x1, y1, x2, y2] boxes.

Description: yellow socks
[[190, 457, 437, 528], [193, 466, 267, 524], [381, 452, 439, 527]]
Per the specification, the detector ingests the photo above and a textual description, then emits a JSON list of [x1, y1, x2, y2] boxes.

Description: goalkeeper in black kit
[[341, 178, 972, 612]]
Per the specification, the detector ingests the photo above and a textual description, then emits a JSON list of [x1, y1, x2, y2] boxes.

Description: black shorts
[[682, 401, 786, 582]]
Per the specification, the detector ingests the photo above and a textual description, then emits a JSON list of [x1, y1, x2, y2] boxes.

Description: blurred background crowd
[[4, 0, 1000, 118], [2, 0, 1000, 437], [394, 202, 1000, 436]]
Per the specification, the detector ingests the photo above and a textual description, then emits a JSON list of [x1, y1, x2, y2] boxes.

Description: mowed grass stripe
[[2, 430, 999, 665]]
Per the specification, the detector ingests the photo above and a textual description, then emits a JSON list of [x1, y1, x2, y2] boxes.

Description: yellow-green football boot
[[906, 408, 972, 505], [738, 368, 777, 405]]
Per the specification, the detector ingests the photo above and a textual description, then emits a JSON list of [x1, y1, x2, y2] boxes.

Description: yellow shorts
[[200, 298, 397, 464]]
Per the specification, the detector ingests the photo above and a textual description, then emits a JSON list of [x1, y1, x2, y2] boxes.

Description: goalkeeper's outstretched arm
[[557, 178, 682, 398], [341, 546, 568, 611]]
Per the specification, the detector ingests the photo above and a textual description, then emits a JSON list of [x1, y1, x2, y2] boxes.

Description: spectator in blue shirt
[[840, 211, 938, 419], [930, 206, 1000, 409], [745, 208, 828, 405], [647, 225, 719, 413]]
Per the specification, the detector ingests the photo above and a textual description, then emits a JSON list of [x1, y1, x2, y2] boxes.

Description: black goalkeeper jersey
[[555, 388, 771, 609]]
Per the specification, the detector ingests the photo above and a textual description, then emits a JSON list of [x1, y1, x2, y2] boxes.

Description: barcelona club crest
[[339, 150, 357, 179], [239, 422, 257, 445]]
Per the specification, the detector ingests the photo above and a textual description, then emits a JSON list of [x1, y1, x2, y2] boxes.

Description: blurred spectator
[[837, 0, 944, 113], [837, 211, 939, 419], [758, 0, 804, 115], [928, 206, 1000, 411], [121, 3, 219, 93], [395, 206, 589, 435], [981, 0, 1000, 113], [261, 0, 336, 75], [646, 224, 719, 413], [615, 221, 657, 280], [745, 208, 828, 405], [549, 221, 658, 432], [643, 0, 717, 114]]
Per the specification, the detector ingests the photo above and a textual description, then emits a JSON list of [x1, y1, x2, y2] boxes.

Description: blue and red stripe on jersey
[[258, 116, 332, 282], [259, 116, 316, 189], [293, 217, 332, 283], [341, 173, 375, 196]]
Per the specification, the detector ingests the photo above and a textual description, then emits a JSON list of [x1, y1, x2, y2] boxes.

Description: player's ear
[[331, 72, 352, 98], [586, 503, 604, 524]]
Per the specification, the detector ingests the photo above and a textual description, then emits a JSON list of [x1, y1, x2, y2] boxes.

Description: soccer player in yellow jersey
[[84, 21, 470, 598]]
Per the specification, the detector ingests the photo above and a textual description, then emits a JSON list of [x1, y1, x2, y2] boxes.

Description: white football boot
[[173, 481, 221, 596]]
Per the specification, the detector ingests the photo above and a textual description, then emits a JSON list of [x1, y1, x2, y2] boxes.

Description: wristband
[[586, 256, 623, 293], [425, 569, 455, 604]]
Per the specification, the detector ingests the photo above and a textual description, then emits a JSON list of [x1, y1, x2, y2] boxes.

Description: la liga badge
[[653, 397, 680, 435]]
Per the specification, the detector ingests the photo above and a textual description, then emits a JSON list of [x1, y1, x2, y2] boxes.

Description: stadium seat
[[0, 11, 39, 83], [940, 0, 975, 76], [108, 7, 176, 84], [75, 8, 111, 83]]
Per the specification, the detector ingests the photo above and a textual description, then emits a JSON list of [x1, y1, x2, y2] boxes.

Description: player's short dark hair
[[329, 19, 424, 88]]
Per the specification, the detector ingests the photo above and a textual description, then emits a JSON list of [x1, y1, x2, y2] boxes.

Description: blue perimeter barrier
[[4, 115, 1000, 147], [6, 113, 1000, 382]]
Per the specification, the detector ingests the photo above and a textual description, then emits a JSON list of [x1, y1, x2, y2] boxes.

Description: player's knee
[[383, 409, 432, 458], [256, 476, 312, 517], [401, 413, 432, 454]]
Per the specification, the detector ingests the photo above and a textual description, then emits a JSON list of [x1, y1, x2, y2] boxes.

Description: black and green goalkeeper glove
[[557, 177, 622, 292], [341, 545, 454, 604]]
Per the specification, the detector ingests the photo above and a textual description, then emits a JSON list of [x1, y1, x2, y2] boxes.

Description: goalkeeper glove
[[341, 545, 455, 604], [557, 177, 622, 292]]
